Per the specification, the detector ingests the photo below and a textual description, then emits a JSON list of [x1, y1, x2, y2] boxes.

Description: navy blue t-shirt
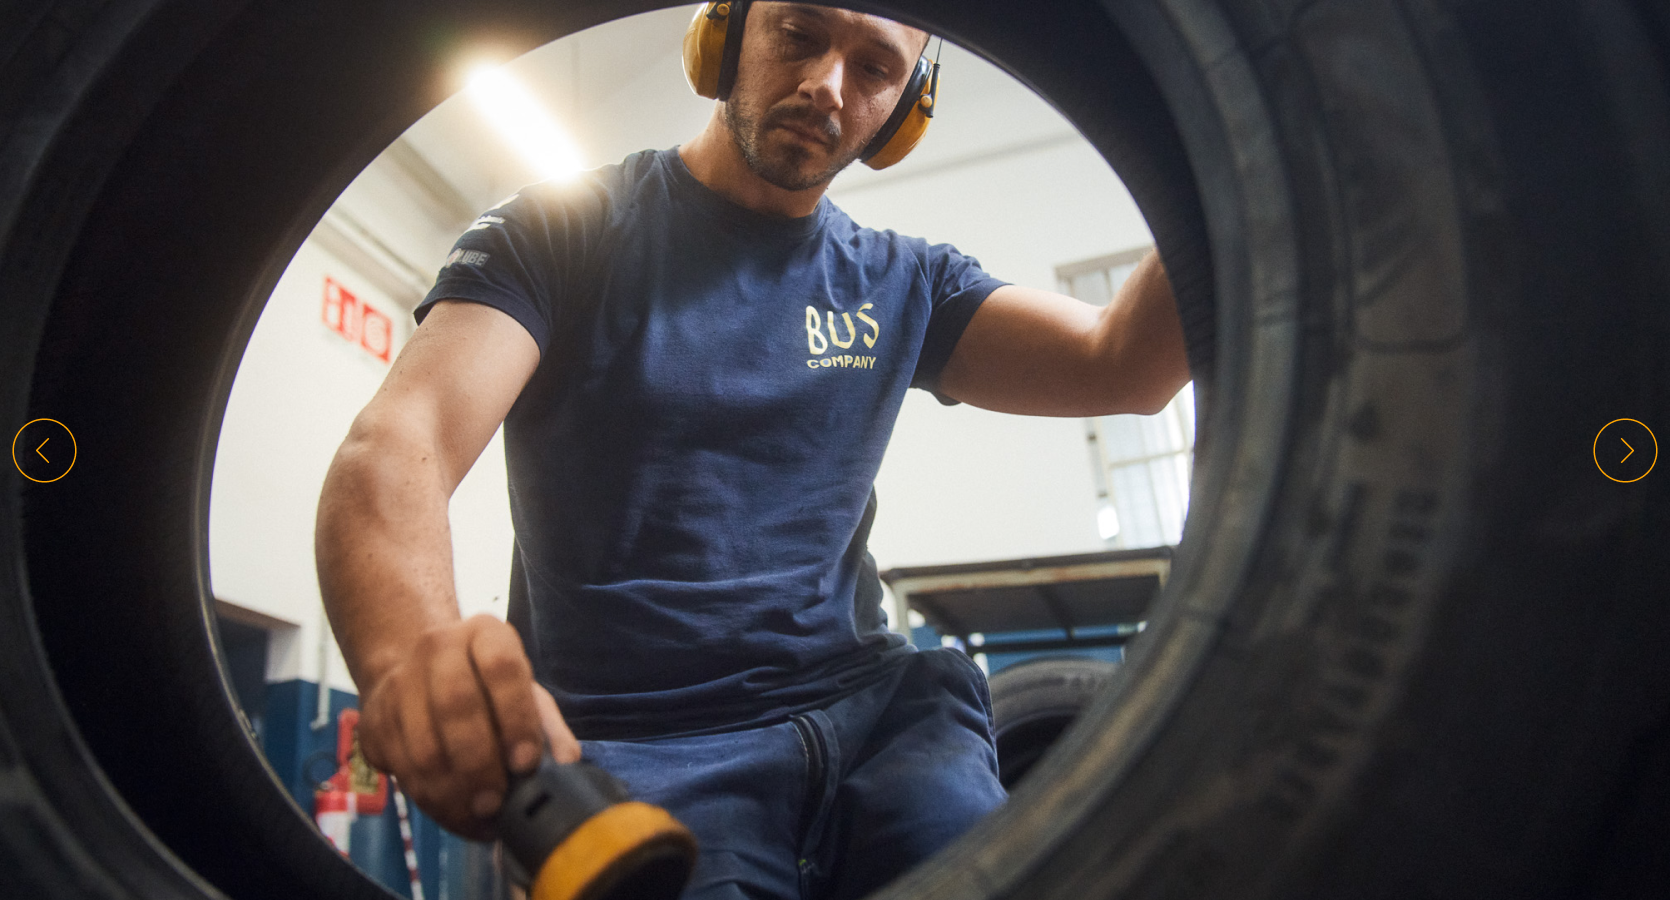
[[416, 147, 1006, 740]]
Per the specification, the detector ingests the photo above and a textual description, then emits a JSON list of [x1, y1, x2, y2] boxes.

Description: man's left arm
[[936, 250, 1190, 417]]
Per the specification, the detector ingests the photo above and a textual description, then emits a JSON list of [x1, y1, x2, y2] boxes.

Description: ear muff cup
[[682, 1, 749, 100], [681, 3, 729, 99], [860, 54, 933, 170], [681, 0, 937, 170]]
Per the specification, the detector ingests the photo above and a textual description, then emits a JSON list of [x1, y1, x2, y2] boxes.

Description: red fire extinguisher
[[313, 708, 388, 856]]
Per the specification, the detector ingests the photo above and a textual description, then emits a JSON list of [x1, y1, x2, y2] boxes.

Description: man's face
[[723, 3, 928, 192]]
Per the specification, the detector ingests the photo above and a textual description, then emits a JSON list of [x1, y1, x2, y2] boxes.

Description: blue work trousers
[[580, 647, 1008, 900]]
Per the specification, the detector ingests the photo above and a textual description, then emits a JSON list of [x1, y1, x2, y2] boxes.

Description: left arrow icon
[[12, 418, 76, 483]]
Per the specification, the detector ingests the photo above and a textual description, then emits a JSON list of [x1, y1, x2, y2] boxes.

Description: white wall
[[210, 169, 516, 691]]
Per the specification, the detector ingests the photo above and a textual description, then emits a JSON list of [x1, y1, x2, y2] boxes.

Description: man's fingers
[[534, 684, 582, 765], [356, 693, 399, 774], [396, 670, 444, 779], [352, 618, 561, 839], [427, 637, 505, 818], [467, 618, 543, 775]]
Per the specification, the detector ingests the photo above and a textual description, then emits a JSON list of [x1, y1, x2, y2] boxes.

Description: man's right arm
[[315, 299, 578, 840]]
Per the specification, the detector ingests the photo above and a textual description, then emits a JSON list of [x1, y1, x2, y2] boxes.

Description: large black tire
[[3, 2, 1668, 899]]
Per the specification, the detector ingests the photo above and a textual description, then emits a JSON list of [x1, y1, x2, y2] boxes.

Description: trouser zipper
[[790, 713, 827, 848]]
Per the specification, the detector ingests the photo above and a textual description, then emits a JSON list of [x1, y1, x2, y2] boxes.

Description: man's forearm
[[1091, 250, 1190, 416], [934, 250, 1190, 417], [316, 424, 463, 691]]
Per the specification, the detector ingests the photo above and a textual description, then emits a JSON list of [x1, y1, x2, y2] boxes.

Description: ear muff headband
[[714, 0, 750, 101], [681, 0, 939, 170]]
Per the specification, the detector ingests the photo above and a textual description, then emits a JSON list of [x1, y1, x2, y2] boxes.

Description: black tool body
[[497, 757, 696, 900]]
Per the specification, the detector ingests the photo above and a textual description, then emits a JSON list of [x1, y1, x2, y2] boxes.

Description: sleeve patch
[[444, 248, 492, 268]]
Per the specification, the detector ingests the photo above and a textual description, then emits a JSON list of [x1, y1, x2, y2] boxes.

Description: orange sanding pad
[[530, 801, 697, 900]]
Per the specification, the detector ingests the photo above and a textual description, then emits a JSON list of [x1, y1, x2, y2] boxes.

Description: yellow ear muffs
[[684, 2, 941, 169], [682, 1, 748, 100], [860, 54, 938, 170]]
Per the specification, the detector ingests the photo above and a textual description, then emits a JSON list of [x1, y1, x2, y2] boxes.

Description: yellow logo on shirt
[[805, 304, 879, 370]]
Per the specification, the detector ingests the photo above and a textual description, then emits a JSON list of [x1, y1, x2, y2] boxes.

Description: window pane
[[1148, 454, 1190, 544], [1105, 261, 1138, 297], [1109, 462, 1165, 548], [1070, 270, 1110, 306], [1097, 415, 1143, 461]]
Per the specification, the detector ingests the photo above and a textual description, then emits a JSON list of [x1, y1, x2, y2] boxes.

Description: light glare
[[466, 66, 584, 182], [1097, 504, 1121, 541]]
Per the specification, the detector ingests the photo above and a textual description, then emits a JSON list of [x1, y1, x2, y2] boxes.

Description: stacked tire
[[988, 657, 1124, 791]]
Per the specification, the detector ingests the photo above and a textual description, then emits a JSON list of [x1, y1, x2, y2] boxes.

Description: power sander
[[496, 756, 698, 900]]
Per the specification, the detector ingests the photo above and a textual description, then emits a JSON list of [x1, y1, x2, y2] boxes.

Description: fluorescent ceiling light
[[466, 66, 585, 182]]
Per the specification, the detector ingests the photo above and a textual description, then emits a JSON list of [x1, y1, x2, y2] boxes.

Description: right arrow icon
[[1594, 419, 1656, 483]]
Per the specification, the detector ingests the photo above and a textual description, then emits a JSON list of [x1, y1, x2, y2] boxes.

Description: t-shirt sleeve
[[911, 242, 1009, 402], [414, 178, 610, 356]]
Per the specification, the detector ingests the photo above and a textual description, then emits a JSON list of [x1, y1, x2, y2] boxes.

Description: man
[[315, 3, 1188, 898]]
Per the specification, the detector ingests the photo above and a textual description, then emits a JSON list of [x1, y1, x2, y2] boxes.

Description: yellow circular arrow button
[[1594, 418, 1656, 483], [12, 418, 77, 483]]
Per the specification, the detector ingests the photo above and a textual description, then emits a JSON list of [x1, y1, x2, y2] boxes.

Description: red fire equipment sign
[[321, 276, 393, 363]]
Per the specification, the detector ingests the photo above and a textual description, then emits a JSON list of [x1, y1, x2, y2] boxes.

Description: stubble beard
[[724, 97, 866, 193]]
